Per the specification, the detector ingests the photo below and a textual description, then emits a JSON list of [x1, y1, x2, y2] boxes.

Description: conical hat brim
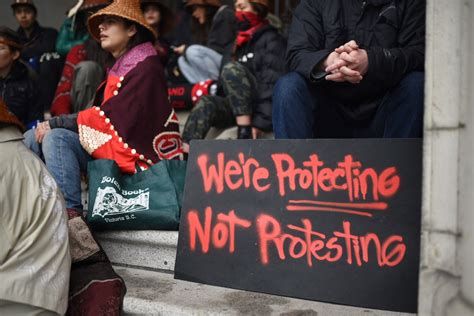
[[88, 0, 157, 41]]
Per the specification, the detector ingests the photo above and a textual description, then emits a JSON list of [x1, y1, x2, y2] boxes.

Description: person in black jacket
[[174, 0, 237, 83], [273, 0, 426, 138], [182, 0, 286, 149], [0, 27, 41, 128], [12, 0, 63, 112]]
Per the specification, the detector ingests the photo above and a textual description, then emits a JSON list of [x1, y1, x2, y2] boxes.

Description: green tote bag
[[87, 159, 187, 231]]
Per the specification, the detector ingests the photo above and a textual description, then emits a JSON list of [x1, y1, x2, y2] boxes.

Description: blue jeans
[[272, 72, 424, 138], [178, 45, 223, 83], [24, 128, 91, 209]]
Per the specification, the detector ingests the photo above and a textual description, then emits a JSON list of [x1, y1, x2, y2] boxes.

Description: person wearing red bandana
[[234, 5, 268, 48], [181, 0, 286, 150], [24, 0, 184, 210]]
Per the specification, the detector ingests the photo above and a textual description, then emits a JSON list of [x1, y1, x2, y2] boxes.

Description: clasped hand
[[323, 40, 369, 84]]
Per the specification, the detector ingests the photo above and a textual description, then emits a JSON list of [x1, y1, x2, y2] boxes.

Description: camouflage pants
[[182, 62, 257, 143]]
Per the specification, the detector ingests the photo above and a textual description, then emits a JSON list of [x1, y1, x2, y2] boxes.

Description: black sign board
[[175, 139, 422, 313]]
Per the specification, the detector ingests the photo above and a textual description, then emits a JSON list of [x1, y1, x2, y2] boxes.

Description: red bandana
[[235, 11, 268, 48]]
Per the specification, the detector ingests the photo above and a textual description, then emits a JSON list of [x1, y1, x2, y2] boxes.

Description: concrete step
[[98, 233, 417, 315], [117, 266, 415, 316], [96, 231, 178, 271]]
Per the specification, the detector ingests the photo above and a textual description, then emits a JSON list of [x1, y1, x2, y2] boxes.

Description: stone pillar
[[446, 0, 474, 313], [419, 0, 474, 315]]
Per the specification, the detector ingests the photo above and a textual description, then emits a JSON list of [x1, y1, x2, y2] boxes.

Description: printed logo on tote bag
[[92, 186, 150, 218]]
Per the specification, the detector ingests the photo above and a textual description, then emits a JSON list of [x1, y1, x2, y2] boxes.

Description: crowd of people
[[0, 0, 426, 314]]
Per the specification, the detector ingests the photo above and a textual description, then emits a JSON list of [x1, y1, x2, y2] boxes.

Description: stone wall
[[419, 0, 474, 315]]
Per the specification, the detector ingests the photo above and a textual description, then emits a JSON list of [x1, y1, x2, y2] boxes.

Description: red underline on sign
[[286, 205, 373, 218], [288, 200, 388, 210]]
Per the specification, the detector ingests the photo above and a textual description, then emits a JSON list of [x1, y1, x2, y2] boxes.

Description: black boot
[[237, 125, 252, 139]]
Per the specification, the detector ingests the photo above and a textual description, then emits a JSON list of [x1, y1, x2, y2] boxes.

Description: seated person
[[174, 0, 237, 83], [12, 0, 63, 112], [56, 0, 111, 56], [0, 27, 41, 128], [273, 0, 426, 139], [50, 37, 108, 117], [24, 0, 184, 210], [141, 0, 175, 66], [51, 1, 112, 117], [0, 98, 70, 316], [182, 0, 286, 150]]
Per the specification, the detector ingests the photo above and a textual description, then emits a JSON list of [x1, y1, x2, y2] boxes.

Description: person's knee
[[42, 128, 75, 155], [274, 72, 308, 100], [75, 61, 102, 76], [273, 72, 309, 113], [183, 98, 216, 141], [221, 62, 248, 91], [191, 96, 215, 116], [221, 61, 244, 79], [42, 129, 60, 153], [184, 45, 202, 63]]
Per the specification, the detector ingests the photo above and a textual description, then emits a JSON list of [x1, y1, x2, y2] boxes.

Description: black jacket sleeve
[[286, 0, 331, 80], [49, 113, 79, 133], [253, 31, 287, 132], [365, 0, 426, 88]]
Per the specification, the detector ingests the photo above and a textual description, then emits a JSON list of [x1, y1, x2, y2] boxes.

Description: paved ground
[[118, 267, 416, 316]]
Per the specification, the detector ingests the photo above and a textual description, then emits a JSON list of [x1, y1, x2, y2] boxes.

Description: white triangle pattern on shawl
[[79, 124, 112, 155]]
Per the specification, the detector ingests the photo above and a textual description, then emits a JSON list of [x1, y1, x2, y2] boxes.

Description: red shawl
[[77, 43, 183, 174]]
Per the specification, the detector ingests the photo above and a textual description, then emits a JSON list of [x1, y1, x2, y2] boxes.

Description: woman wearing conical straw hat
[[24, 0, 184, 210]]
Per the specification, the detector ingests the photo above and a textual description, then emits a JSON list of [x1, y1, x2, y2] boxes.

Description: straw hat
[[185, 0, 221, 8], [0, 99, 24, 131], [88, 0, 157, 41], [11, 0, 37, 13]]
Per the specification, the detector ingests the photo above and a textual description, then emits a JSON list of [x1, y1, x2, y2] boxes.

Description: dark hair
[[190, 5, 219, 44], [142, 3, 169, 37], [250, 3, 269, 19], [123, 19, 156, 51], [84, 37, 113, 69], [0, 26, 22, 53]]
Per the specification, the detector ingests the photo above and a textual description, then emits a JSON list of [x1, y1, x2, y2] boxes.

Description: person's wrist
[[43, 118, 55, 130], [321, 52, 333, 70]]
